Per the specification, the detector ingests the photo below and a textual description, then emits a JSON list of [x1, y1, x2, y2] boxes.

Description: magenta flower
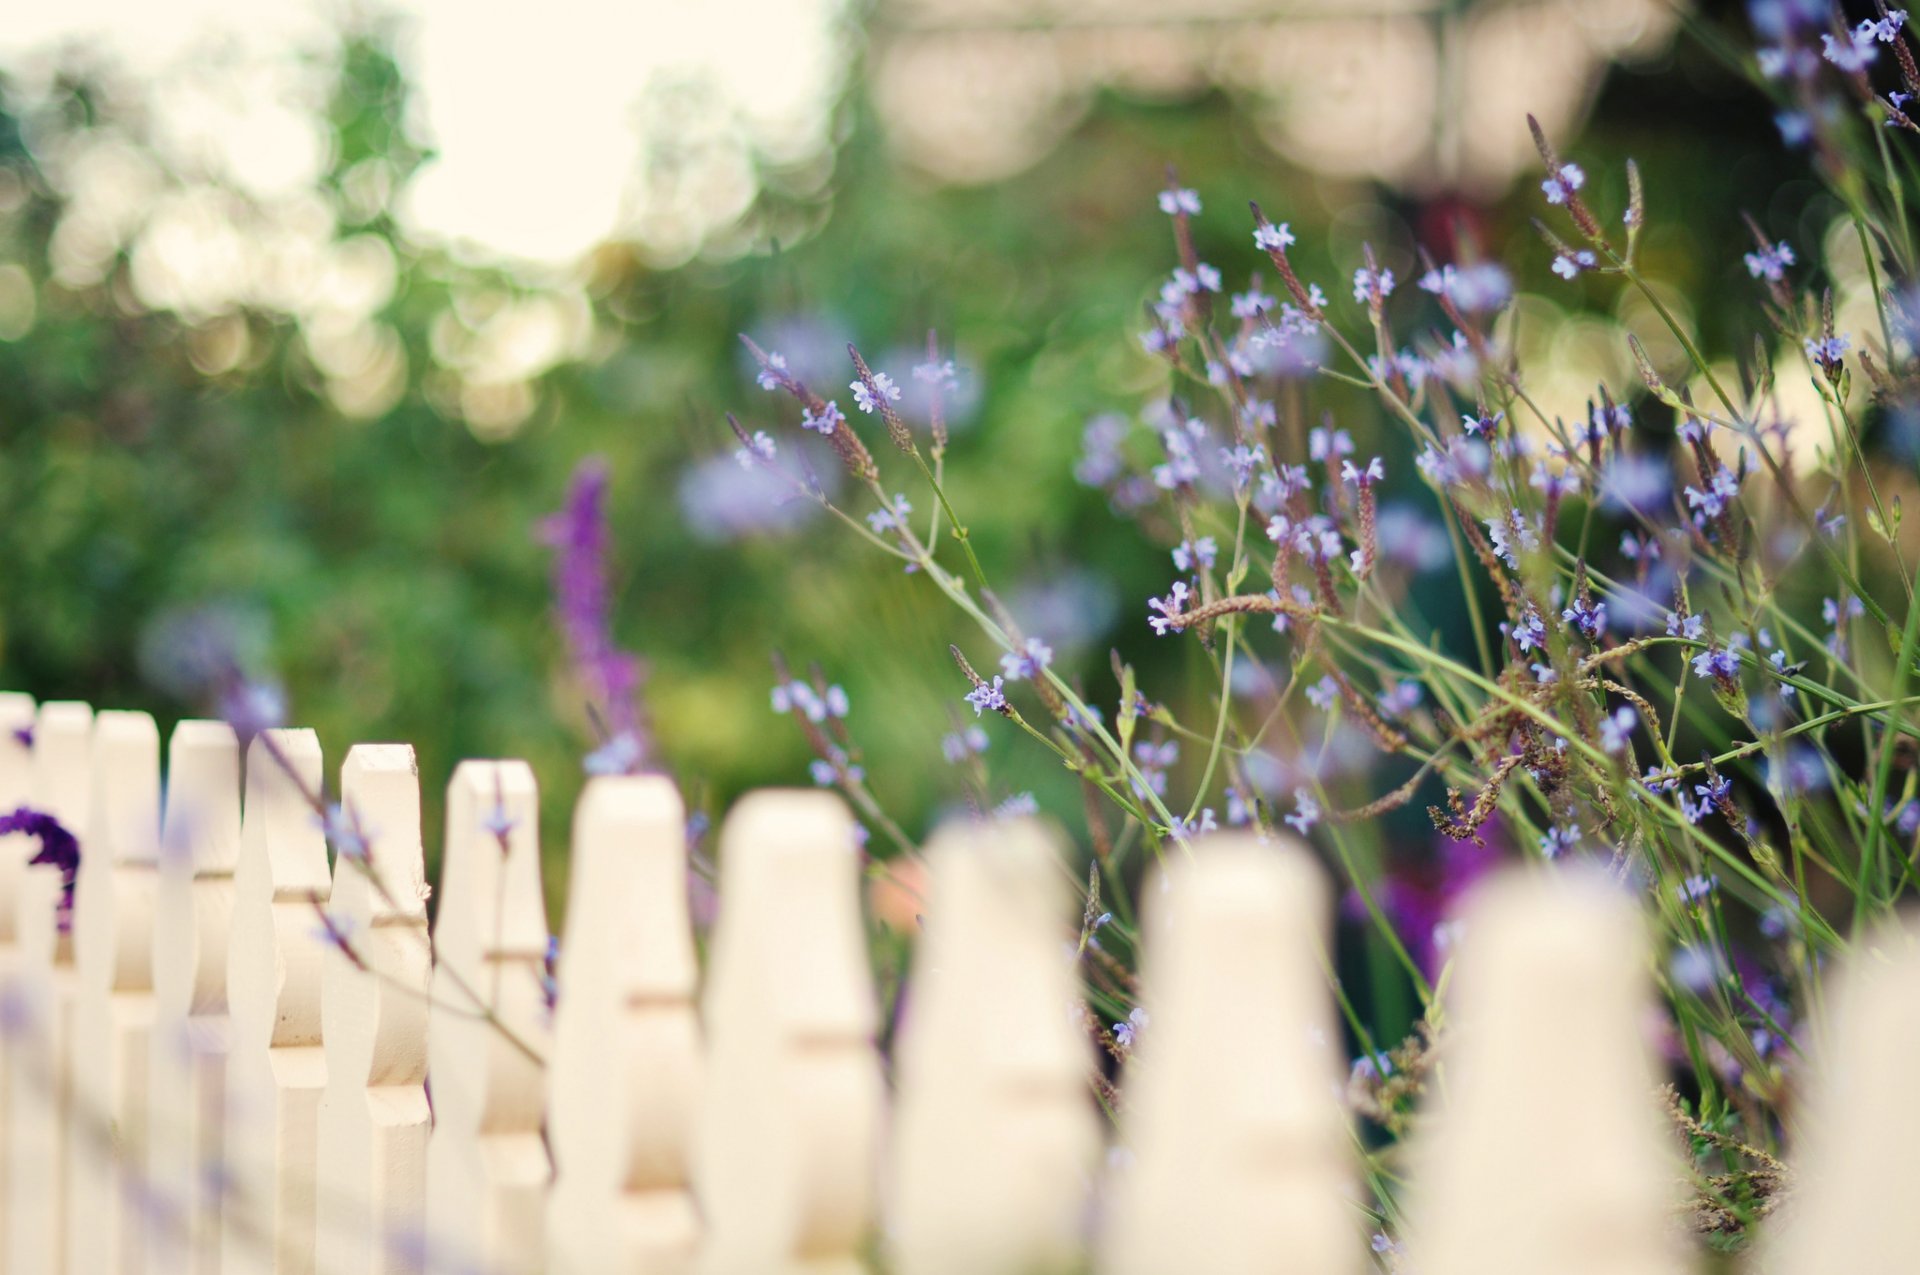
[[539, 458, 650, 773]]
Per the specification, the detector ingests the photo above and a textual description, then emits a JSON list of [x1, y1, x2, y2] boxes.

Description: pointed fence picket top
[[423, 760, 551, 1272], [224, 730, 331, 1275], [68, 710, 162, 1275], [1401, 868, 1687, 1275], [889, 816, 1100, 1275], [1759, 918, 1920, 1272], [546, 775, 701, 1275], [694, 790, 881, 1275], [1100, 832, 1357, 1275], [7, 700, 91, 1275], [149, 719, 243, 1275], [313, 745, 431, 1275], [0, 691, 36, 1264]]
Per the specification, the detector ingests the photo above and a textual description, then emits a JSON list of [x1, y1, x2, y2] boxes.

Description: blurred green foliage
[[0, 9, 1809, 910]]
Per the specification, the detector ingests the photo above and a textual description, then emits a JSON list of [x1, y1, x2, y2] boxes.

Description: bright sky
[[0, 0, 844, 266]]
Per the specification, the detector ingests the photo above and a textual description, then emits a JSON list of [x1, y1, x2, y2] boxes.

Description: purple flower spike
[[539, 458, 651, 774], [0, 807, 81, 931]]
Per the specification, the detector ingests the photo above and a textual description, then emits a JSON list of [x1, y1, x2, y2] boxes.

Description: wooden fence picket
[[224, 729, 331, 1275], [7, 700, 91, 1275], [1400, 869, 1686, 1275], [313, 745, 431, 1275], [694, 790, 881, 1275], [1758, 918, 1920, 1272], [69, 710, 163, 1274], [0, 691, 36, 1265], [546, 775, 700, 1275], [888, 816, 1099, 1275], [150, 719, 244, 1275], [423, 760, 552, 1272], [14, 690, 1920, 1273], [1100, 832, 1357, 1275]]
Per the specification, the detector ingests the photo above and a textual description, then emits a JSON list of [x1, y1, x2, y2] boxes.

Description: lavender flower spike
[[538, 457, 651, 773]]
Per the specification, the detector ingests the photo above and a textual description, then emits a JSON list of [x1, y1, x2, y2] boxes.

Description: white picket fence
[[0, 690, 1914, 1274]]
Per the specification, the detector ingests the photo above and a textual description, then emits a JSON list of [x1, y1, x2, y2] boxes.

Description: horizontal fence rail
[[0, 691, 1913, 1272]]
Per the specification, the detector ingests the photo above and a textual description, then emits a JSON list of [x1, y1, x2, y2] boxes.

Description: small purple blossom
[[1351, 265, 1395, 306], [1147, 581, 1192, 636], [1512, 606, 1548, 654], [1485, 509, 1539, 568], [734, 430, 776, 468], [999, 638, 1054, 682], [1173, 537, 1218, 573], [1677, 873, 1720, 905], [1601, 706, 1637, 755], [1113, 1007, 1148, 1050], [539, 459, 649, 772], [1341, 456, 1385, 486], [1551, 249, 1598, 280], [1804, 333, 1850, 372], [1744, 241, 1796, 281], [1540, 823, 1581, 859], [1304, 676, 1338, 711], [1692, 646, 1739, 681], [1284, 788, 1321, 835], [851, 371, 901, 414], [1254, 222, 1295, 252], [0, 808, 80, 930], [1561, 598, 1607, 641], [1158, 186, 1201, 216], [940, 725, 989, 763], [801, 401, 845, 434], [1541, 162, 1585, 205], [755, 351, 789, 391], [965, 676, 1009, 717]]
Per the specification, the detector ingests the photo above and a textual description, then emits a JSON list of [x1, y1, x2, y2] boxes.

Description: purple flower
[[734, 430, 776, 468], [995, 792, 1040, 819], [9, 725, 32, 751], [1254, 222, 1295, 252], [940, 726, 988, 763], [1551, 249, 1598, 280], [1691, 646, 1739, 681], [1540, 823, 1581, 859], [1561, 598, 1608, 641], [1377, 680, 1423, 718], [1168, 809, 1218, 842], [999, 637, 1054, 682], [801, 401, 845, 434], [1158, 186, 1201, 216], [1822, 27, 1878, 71], [866, 492, 913, 534], [0, 807, 80, 930], [1304, 676, 1338, 711], [1601, 706, 1637, 755], [965, 676, 1009, 717], [1340, 456, 1385, 486], [754, 351, 789, 391], [1284, 788, 1321, 835], [1512, 606, 1548, 654], [1677, 873, 1719, 905], [539, 459, 649, 771], [1667, 611, 1706, 641], [1804, 333, 1850, 372], [1113, 1007, 1148, 1049], [1541, 162, 1585, 205], [1485, 510, 1539, 568], [1172, 537, 1217, 572], [1351, 265, 1395, 305], [1147, 581, 1192, 636], [1744, 241, 1796, 281], [1309, 427, 1354, 462], [851, 371, 900, 414]]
